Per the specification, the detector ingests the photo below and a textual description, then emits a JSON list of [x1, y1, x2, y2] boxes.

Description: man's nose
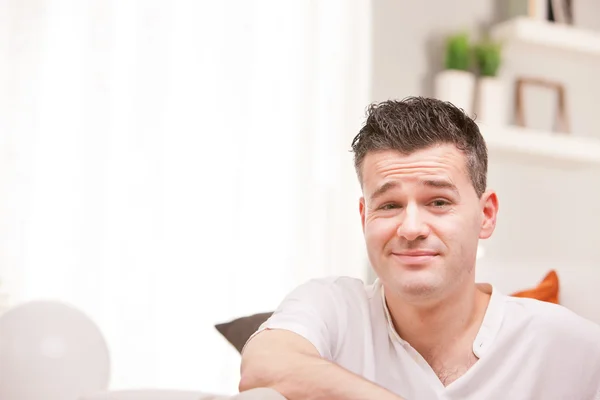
[[396, 202, 430, 241]]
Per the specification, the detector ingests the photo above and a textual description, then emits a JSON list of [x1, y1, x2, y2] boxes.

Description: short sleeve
[[243, 276, 347, 360]]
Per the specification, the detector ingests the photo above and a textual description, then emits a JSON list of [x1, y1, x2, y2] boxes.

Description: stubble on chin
[[381, 266, 445, 301]]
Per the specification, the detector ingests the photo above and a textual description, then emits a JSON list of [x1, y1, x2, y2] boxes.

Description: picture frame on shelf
[[514, 77, 570, 134]]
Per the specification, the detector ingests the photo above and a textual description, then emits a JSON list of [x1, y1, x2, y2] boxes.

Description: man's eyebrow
[[370, 181, 400, 202], [369, 179, 460, 202], [420, 179, 459, 195]]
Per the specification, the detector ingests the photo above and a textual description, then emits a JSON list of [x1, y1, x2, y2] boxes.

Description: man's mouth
[[391, 250, 439, 265]]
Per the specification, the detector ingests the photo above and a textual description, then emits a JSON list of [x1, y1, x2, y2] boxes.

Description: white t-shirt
[[251, 276, 600, 400]]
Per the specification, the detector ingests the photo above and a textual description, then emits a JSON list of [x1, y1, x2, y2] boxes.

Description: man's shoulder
[[286, 276, 381, 314], [504, 295, 600, 343], [297, 275, 378, 298], [503, 296, 600, 394]]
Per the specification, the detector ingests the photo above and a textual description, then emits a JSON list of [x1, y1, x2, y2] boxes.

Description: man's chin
[[385, 272, 444, 299]]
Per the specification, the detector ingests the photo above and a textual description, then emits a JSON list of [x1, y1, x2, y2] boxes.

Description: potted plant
[[474, 38, 505, 125], [434, 31, 476, 115]]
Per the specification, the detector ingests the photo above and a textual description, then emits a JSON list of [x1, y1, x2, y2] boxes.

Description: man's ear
[[359, 197, 366, 233], [479, 190, 499, 239]]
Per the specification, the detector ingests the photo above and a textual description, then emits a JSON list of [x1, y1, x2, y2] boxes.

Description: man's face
[[359, 144, 498, 302]]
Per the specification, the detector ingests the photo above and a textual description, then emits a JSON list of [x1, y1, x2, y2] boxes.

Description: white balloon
[[0, 301, 110, 400]]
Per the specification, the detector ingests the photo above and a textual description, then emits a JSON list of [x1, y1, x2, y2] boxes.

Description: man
[[239, 97, 600, 399]]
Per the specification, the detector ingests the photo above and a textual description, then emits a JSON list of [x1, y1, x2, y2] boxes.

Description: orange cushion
[[511, 270, 559, 304]]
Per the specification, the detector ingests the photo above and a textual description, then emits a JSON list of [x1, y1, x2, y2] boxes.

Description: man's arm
[[239, 329, 405, 400]]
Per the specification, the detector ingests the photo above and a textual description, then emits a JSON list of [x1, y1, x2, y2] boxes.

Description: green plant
[[474, 39, 502, 77], [444, 32, 471, 71]]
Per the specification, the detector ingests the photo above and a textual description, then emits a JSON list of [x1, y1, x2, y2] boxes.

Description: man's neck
[[384, 282, 490, 354]]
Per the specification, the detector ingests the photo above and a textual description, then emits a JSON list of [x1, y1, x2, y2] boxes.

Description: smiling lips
[[391, 250, 439, 265]]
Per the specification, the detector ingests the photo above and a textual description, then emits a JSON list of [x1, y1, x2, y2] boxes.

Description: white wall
[[574, 0, 600, 31]]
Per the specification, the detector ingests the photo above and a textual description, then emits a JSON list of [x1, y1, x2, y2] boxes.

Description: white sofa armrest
[[233, 388, 287, 399], [80, 388, 286, 400], [79, 390, 214, 400]]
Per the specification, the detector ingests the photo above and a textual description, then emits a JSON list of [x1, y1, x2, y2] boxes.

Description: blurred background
[[0, 0, 599, 396]]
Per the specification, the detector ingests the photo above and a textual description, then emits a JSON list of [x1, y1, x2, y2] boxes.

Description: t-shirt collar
[[378, 280, 505, 358]]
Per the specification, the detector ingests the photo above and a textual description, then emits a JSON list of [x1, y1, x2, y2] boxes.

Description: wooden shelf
[[479, 124, 600, 166], [491, 17, 600, 56]]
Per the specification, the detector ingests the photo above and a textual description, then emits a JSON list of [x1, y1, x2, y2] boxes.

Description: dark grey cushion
[[215, 312, 273, 353]]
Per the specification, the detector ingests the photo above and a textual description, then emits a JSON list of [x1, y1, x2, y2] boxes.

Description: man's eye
[[380, 203, 400, 210], [431, 199, 450, 208]]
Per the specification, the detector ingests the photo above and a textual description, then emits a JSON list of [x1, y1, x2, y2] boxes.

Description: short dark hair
[[351, 97, 488, 197]]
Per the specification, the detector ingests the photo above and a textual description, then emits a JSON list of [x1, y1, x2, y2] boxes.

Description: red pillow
[[511, 270, 559, 304]]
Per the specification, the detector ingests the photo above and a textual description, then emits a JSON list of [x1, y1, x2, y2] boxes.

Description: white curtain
[[0, 0, 371, 394]]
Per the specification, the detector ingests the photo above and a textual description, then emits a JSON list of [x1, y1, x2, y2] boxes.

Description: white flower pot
[[434, 70, 476, 116], [476, 77, 507, 126]]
